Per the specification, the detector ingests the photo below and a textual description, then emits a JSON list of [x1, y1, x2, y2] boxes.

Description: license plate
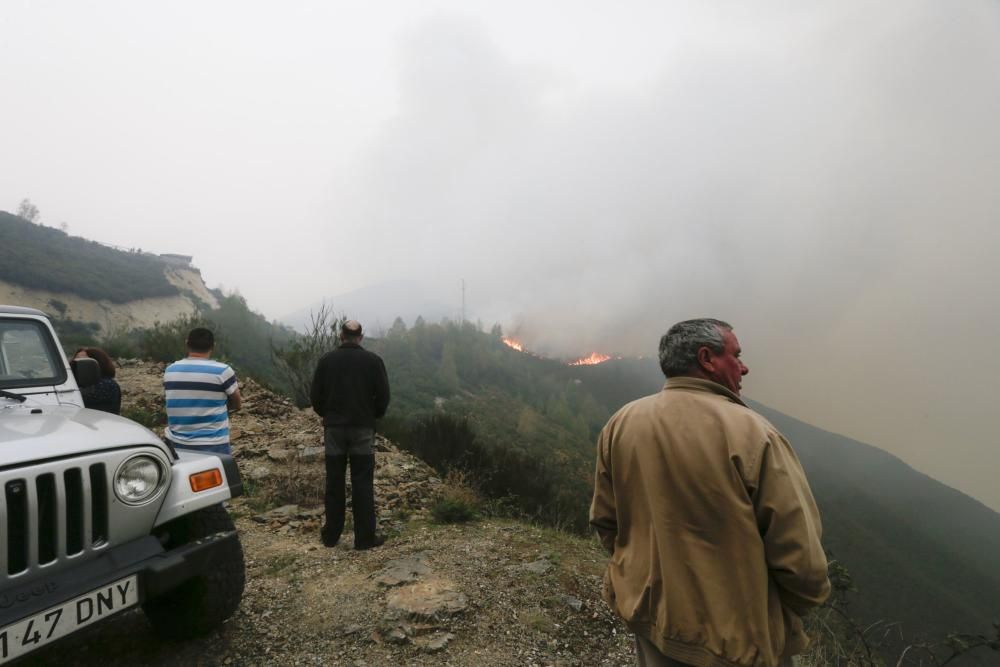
[[0, 574, 138, 663]]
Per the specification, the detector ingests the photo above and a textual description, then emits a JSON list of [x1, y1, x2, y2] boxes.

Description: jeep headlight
[[114, 455, 165, 505]]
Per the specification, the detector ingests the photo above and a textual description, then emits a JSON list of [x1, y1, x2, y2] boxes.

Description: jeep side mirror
[[71, 357, 100, 388]]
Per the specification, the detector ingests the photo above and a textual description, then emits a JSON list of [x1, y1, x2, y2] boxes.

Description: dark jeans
[[171, 442, 232, 456], [323, 426, 376, 547]]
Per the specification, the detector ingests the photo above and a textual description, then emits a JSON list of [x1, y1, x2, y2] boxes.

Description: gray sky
[[3, 1, 1000, 511]]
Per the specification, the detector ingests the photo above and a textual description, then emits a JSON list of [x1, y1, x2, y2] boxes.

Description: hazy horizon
[[3, 1, 999, 511]]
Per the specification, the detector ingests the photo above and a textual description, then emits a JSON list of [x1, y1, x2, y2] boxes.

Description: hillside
[[0, 210, 218, 331], [751, 402, 1000, 658]]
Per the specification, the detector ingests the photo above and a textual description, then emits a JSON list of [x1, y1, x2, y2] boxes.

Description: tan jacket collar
[[663, 376, 746, 406]]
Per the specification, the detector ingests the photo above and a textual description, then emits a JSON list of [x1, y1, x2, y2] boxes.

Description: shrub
[[138, 314, 217, 363], [271, 303, 344, 408], [431, 471, 480, 524], [101, 326, 142, 359], [431, 497, 479, 524], [395, 414, 590, 531], [51, 318, 101, 352]]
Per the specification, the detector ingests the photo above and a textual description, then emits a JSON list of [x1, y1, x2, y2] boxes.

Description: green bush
[[431, 471, 480, 524], [138, 315, 216, 363], [395, 414, 589, 531], [431, 497, 479, 524], [51, 318, 102, 352], [101, 328, 142, 359]]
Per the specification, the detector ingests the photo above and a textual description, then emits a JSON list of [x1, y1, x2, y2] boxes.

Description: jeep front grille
[[2, 463, 110, 577]]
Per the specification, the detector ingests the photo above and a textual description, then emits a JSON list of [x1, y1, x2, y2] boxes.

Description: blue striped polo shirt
[[163, 358, 239, 448]]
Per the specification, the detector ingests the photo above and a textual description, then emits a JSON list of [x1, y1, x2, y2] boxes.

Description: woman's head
[[74, 347, 116, 378]]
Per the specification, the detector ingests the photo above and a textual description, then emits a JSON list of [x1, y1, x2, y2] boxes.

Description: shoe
[[354, 535, 385, 551], [321, 531, 340, 548]]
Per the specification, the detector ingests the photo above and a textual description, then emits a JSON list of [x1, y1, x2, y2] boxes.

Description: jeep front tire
[[142, 504, 246, 638]]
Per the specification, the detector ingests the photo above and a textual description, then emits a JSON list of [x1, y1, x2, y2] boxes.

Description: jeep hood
[[0, 405, 167, 465]]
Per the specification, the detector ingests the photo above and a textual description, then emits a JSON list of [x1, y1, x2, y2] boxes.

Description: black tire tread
[[142, 504, 245, 639]]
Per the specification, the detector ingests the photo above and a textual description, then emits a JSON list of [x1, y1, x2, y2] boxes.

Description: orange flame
[[569, 352, 612, 366], [502, 337, 524, 352]]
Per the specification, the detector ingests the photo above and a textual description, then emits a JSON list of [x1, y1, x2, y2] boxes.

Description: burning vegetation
[[501, 337, 524, 352], [568, 352, 613, 366], [503, 337, 615, 367]]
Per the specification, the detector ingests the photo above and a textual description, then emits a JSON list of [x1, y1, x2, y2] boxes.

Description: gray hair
[[658, 318, 733, 377]]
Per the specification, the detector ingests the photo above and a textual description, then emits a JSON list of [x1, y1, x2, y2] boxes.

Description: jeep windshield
[[0, 318, 66, 389]]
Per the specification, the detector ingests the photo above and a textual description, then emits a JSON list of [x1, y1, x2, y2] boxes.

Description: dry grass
[[431, 470, 482, 524]]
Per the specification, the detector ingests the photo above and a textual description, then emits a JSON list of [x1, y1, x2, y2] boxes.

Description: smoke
[[328, 4, 1000, 509]]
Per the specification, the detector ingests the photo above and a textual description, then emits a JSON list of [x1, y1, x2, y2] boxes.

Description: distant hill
[[0, 211, 180, 302], [0, 210, 219, 331], [281, 280, 454, 333], [368, 321, 999, 661], [0, 211, 297, 392]]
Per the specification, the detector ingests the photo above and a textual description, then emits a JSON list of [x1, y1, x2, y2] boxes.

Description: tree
[[271, 303, 344, 408], [436, 341, 460, 393], [16, 198, 39, 223], [388, 317, 408, 337]]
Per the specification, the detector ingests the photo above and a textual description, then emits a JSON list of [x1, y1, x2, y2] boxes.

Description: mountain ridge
[[0, 210, 218, 331]]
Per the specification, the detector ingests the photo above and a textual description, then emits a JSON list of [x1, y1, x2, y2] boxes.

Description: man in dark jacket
[[310, 320, 391, 550]]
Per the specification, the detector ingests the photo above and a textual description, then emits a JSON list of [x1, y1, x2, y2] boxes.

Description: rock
[[240, 461, 271, 479], [267, 447, 294, 461], [299, 445, 324, 462], [383, 626, 409, 644], [254, 504, 299, 523], [378, 463, 406, 480], [385, 580, 468, 621], [523, 559, 554, 575], [376, 617, 442, 646], [415, 631, 455, 653], [560, 595, 584, 612], [374, 557, 432, 587]]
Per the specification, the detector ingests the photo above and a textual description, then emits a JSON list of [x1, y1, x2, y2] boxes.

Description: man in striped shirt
[[163, 327, 242, 455]]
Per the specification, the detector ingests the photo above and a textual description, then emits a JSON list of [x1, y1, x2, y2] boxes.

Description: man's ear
[[696, 346, 715, 372]]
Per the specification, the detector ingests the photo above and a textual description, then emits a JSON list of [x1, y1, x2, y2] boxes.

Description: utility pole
[[461, 279, 466, 323]]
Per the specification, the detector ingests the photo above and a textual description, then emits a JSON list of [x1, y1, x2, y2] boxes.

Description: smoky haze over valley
[[2, 2, 999, 511]]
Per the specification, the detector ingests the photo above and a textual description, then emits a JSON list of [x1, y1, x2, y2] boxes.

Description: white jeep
[[0, 305, 245, 663]]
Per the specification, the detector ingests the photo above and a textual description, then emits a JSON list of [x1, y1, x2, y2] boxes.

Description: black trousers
[[323, 426, 376, 547]]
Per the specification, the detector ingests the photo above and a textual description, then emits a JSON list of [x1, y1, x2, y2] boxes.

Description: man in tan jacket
[[590, 318, 830, 667]]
